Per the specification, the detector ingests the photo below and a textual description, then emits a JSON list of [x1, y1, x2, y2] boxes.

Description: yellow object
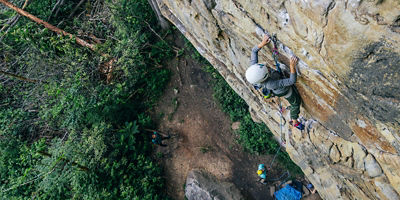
[[257, 170, 263, 175], [264, 93, 272, 99]]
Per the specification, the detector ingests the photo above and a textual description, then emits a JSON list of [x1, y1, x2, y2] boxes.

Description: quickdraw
[[270, 34, 283, 75]]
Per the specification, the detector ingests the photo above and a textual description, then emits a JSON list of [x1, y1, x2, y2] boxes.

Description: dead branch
[[38, 151, 89, 171], [0, 70, 39, 83], [0, 0, 96, 51], [88, 33, 102, 44], [0, 0, 29, 42], [0, 0, 117, 83], [1, 163, 57, 193], [68, 0, 87, 19], [48, 0, 64, 21], [99, 57, 115, 84]]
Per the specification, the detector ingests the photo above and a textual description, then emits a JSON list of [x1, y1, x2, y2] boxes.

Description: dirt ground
[[151, 33, 321, 200]]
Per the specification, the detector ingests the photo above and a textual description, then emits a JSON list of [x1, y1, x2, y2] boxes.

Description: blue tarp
[[274, 185, 302, 200]]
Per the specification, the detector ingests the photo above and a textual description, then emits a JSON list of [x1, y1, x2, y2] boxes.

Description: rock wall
[[156, 0, 400, 199]]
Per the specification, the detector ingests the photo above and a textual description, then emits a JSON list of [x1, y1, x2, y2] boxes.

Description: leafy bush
[[0, 0, 173, 199]]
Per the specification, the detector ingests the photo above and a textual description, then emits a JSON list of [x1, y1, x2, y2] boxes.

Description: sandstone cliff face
[[156, 0, 400, 199]]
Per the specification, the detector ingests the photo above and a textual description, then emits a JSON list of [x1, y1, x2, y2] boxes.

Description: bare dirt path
[[151, 33, 296, 200]]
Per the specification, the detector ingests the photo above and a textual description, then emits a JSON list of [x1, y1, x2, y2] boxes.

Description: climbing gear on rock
[[257, 170, 263, 175], [270, 34, 283, 75], [246, 64, 269, 84]]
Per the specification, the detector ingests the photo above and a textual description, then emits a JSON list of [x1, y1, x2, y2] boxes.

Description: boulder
[[185, 169, 244, 200], [231, 121, 241, 130]]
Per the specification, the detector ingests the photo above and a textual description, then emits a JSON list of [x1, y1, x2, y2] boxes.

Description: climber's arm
[[250, 35, 270, 65], [267, 57, 299, 88], [289, 56, 298, 74], [250, 46, 260, 65], [258, 35, 270, 49], [274, 73, 296, 87]]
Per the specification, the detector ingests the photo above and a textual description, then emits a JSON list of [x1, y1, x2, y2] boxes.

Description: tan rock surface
[[156, 0, 400, 199]]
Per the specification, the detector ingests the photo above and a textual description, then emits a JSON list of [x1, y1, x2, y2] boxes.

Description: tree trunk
[[0, 0, 95, 51]]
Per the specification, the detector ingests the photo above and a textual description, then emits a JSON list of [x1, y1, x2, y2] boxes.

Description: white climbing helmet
[[245, 64, 269, 84]]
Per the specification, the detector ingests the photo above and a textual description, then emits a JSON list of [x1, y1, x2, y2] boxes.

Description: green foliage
[[1, 0, 174, 199], [188, 43, 303, 175]]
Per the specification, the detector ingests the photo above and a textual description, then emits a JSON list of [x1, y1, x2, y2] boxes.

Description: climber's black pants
[[284, 87, 301, 120]]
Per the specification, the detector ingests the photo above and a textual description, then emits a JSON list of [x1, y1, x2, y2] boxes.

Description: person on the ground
[[307, 183, 316, 194], [257, 164, 270, 184], [151, 131, 170, 147], [246, 34, 304, 130]]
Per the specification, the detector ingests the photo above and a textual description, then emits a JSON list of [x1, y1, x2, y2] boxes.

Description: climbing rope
[[265, 34, 290, 184], [268, 34, 285, 169], [269, 170, 290, 183]]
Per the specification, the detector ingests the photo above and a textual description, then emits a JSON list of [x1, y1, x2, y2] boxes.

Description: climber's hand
[[261, 35, 270, 46], [290, 56, 299, 67]]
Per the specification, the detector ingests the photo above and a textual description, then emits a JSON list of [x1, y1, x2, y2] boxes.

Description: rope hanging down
[[268, 98, 285, 170], [267, 34, 287, 183]]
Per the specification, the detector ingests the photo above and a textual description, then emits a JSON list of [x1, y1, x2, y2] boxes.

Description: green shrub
[[0, 0, 174, 199]]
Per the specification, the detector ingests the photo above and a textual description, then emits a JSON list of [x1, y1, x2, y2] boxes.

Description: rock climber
[[257, 164, 270, 184], [246, 34, 304, 130], [151, 131, 171, 147]]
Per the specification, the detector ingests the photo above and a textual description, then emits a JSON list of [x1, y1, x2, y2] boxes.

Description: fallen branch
[[0, 0, 95, 51], [0, 70, 39, 83], [0, 0, 117, 83], [38, 151, 89, 171], [1, 162, 57, 193]]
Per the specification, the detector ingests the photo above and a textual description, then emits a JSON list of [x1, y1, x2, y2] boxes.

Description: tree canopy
[[0, 0, 173, 199]]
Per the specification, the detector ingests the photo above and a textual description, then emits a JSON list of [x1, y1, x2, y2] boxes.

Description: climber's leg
[[285, 89, 301, 120], [285, 87, 303, 130]]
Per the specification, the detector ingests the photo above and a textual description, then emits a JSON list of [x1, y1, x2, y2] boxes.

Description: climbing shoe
[[294, 121, 304, 130], [290, 121, 304, 131]]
